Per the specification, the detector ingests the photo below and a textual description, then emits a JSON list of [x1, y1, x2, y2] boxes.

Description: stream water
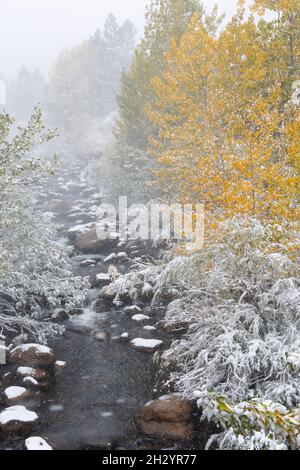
[[0, 165, 171, 450]]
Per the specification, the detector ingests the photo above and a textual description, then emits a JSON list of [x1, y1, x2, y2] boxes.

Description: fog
[[0, 0, 238, 79]]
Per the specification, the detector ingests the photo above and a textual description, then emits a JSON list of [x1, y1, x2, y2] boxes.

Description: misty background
[[0, 0, 237, 79]]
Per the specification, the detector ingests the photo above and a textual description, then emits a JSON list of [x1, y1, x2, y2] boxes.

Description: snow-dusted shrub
[[107, 258, 163, 304], [156, 218, 300, 448], [108, 218, 299, 448], [197, 393, 300, 450], [0, 108, 88, 339]]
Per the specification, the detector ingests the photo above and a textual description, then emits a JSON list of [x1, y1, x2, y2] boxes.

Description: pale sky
[[0, 0, 238, 79]]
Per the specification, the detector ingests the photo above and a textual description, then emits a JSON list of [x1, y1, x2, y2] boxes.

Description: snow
[[124, 305, 142, 314], [55, 360, 66, 367], [143, 325, 157, 331], [25, 437, 53, 451], [96, 273, 111, 281], [80, 259, 97, 267], [132, 314, 150, 322], [17, 366, 34, 376], [68, 223, 93, 235], [11, 343, 52, 354], [0, 406, 38, 425], [104, 253, 118, 263], [142, 282, 153, 295], [23, 377, 38, 386], [121, 332, 129, 339], [4, 386, 27, 400], [117, 252, 128, 259], [130, 338, 163, 351]]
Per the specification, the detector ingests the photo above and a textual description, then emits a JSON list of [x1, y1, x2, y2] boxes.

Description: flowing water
[[0, 165, 169, 450]]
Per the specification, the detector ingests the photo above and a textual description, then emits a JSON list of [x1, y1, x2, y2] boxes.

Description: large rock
[[16, 366, 51, 389], [0, 406, 38, 437], [136, 394, 194, 440], [67, 223, 95, 242], [4, 386, 30, 404], [45, 199, 71, 214], [9, 344, 55, 367], [74, 229, 116, 254]]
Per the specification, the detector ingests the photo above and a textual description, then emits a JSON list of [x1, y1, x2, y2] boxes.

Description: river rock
[[131, 314, 150, 323], [4, 386, 30, 403], [25, 436, 53, 450], [67, 308, 84, 316], [136, 394, 194, 440], [68, 223, 94, 242], [51, 309, 69, 323], [124, 305, 142, 315], [9, 344, 55, 367], [0, 406, 38, 437], [17, 366, 50, 382], [130, 338, 163, 353], [104, 253, 118, 263], [93, 273, 111, 288], [80, 259, 97, 267], [74, 229, 116, 254], [45, 199, 71, 214]]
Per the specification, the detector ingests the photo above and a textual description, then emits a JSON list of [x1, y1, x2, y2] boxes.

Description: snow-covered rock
[[143, 326, 157, 331], [120, 332, 129, 341], [94, 273, 111, 288], [132, 314, 150, 323], [130, 338, 163, 353], [124, 305, 142, 315], [4, 386, 29, 402], [104, 253, 118, 263], [0, 406, 38, 436], [67, 223, 94, 241], [25, 436, 53, 450], [23, 377, 39, 387], [75, 228, 117, 254], [55, 360, 66, 368], [80, 259, 97, 267], [136, 394, 194, 440], [9, 344, 55, 367]]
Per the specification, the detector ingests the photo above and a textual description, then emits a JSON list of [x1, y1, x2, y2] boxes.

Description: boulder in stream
[[0, 406, 38, 437], [136, 394, 194, 440], [4, 386, 30, 403], [9, 344, 55, 367]]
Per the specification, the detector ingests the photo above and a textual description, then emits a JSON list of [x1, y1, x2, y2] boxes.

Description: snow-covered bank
[[107, 218, 300, 450]]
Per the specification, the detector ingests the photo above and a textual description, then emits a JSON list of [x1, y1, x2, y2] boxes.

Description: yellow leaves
[[146, 1, 300, 226]]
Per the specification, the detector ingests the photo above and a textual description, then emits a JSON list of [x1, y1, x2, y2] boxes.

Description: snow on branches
[[0, 108, 88, 339]]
